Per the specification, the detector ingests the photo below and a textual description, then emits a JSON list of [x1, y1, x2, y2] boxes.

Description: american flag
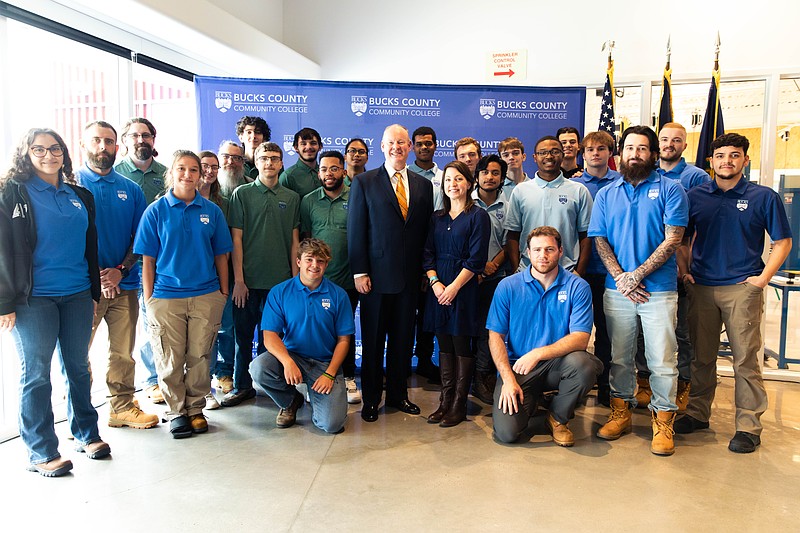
[[598, 61, 617, 168]]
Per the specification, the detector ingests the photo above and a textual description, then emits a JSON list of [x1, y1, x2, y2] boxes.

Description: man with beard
[[236, 116, 271, 180], [677, 133, 791, 453], [504, 136, 593, 276], [633, 123, 712, 411], [217, 140, 250, 199], [489, 226, 600, 447], [300, 151, 361, 404], [76, 121, 158, 429], [589, 125, 688, 456], [471, 155, 510, 404], [224, 142, 300, 407], [280, 128, 323, 199], [115, 117, 166, 403], [557, 126, 583, 179], [454, 137, 482, 176]]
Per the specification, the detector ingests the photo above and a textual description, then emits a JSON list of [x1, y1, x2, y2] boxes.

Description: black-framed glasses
[[30, 145, 64, 157], [125, 132, 154, 141], [535, 149, 564, 157], [201, 163, 220, 171], [220, 154, 244, 163], [320, 166, 342, 174], [346, 148, 367, 155]]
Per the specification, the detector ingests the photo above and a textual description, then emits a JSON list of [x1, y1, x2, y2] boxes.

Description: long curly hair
[[1, 128, 75, 187]]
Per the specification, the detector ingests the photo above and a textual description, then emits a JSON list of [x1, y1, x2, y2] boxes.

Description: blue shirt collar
[[293, 275, 331, 295], [166, 189, 202, 207], [521, 264, 569, 292], [709, 175, 749, 195], [613, 170, 660, 188], [81, 164, 117, 183], [29, 175, 65, 192], [533, 173, 565, 188], [658, 158, 687, 177]]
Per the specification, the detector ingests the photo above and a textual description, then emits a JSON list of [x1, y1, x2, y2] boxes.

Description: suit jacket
[[347, 165, 433, 294]]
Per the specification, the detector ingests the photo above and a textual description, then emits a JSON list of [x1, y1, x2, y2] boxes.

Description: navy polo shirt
[[261, 276, 355, 361], [687, 177, 792, 286], [134, 190, 233, 299], [486, 266, 593, 363], [76, 166, 147, 291], [658, 158, 710, 191], [573, 169, 622, 275], [26, 176, 91, 297], [588, 171, 688, 292]]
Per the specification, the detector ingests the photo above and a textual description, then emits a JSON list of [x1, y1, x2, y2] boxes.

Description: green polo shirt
[[300, 186, 353, 290], [229, 179, 300, 290], [243, 160, 259, 180], [114, 157, 168, 204], [279, 160, 319, 199]]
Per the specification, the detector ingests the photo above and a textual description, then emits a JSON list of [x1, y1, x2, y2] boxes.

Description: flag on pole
[[657, 66, 673, 132], [694, 68, 725, 174], [598, 60, 617, 169]]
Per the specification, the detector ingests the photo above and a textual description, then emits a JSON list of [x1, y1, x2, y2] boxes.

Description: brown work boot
[[276, 391, 304, 428], [216, 375, 234, 394], [547, 413, 575, 447], [109, 406, 159, 429], [634, 376, 651, 408], [676, 381, 691, 413], [146, 384, 165, 404], [596, 397, 632, 440], [651, 410, 676, 456], [190, 414, 208, 434]]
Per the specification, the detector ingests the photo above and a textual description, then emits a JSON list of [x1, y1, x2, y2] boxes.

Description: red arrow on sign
[[494, 69, 515, 77]]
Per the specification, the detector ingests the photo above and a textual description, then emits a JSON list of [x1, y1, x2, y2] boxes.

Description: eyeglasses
[[320, 166, 342, 174], [30, 145, 64, 158], [256, 156, 282, 163], [535, 149, 564, 157], [220, 154, 244, 163], [201, 163, 220, 171], [125, 132, 154, 141], [346, 148, 367, 155]]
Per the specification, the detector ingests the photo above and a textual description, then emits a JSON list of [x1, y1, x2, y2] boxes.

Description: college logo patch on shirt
[[737, 199, 749, 211], [558, 195, 568, 205], [70, 199, 83, 209], [648, 187, 659, 200], [200, 214, 210, 224], [278, 201, 287, 209], [117, 190, 128, 201], [321, 298, 331, 309], [494, 210, 504, 221], [558, 290, 567, 303], [342, 202, 348, 210], [153, 178, 163, 187]]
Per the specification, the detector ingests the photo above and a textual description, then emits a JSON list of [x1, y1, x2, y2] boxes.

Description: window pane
[[774, 77, 800, 190], [585, 85, 642, 137]]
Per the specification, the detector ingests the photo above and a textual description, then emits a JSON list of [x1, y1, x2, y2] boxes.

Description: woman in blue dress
[[423, 160, 490, 427]]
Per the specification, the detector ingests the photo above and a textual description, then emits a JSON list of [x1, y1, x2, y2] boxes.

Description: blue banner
[[195, 77, 585, 166]]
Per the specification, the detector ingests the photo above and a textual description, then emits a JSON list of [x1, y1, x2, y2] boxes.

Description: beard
[[620, 156, 656, 183], [87, 150, 116, 171], [132, 143, 154, 161], [218, 167, 245, 192], [322, 176, 344, 192]]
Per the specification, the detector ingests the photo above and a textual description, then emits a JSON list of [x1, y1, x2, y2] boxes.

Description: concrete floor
[[1, 373, 799, 532]]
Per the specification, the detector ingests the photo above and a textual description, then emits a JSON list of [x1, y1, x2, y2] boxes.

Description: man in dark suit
[[347, 124, 434, 422]]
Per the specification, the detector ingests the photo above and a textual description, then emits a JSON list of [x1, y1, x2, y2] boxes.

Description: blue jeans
[[11, 289, 101, 464], [604, 289, 678, 412], [137, 288, 159, 387], [249, 351, 347, 433], [211, 290, 236, 378]]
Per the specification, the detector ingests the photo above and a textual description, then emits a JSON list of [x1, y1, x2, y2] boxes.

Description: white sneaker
[[345, 377, 362, 404], [205, 392, 220, 410]]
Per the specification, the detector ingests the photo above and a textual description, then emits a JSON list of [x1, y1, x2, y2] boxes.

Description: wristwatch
[[116, 264, 130, 279]]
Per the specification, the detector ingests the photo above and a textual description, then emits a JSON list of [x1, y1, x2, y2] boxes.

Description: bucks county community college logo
[[648, 188, 659, 200], [351, 96, 368, 117], [558, 195, 568, 205], [200, 214, 210, 225], [321, 298, 331, 310], [737, 199, 749, 211], [479, 99, 496, 120], [70, 199, 82, 210], [215, 91, 233, 113], [117, 190, 128, 201], [558, 290, 567, 303], [283, 135, 296, 156]]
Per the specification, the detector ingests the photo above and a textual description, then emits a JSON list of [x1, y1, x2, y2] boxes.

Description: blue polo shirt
[[588, 171, 688, 292], [687, 177, 792, 286], [261, 276, 355, 361], [409, 162, 443, 210], [76, 166, 147, 291], [573, 169, 622, 275], [504, 173, 593, 271], [26, 176, 91, 297], [658, 158, 710, 191], [487, 266, 593, 362], [134, 190, 233, 299], [472, 189, 508, 280]]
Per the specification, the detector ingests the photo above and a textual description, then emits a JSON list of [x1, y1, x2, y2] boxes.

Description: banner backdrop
[[195, 77, 586, 168]]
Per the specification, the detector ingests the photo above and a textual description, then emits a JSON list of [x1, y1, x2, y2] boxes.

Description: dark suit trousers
[[359, 287, 417, 406]]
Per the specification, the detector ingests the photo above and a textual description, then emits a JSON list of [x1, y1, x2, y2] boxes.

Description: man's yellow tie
[[395, 172, 408, 220]]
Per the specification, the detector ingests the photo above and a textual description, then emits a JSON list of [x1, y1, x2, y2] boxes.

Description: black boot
[[472, 370, 496, 405], [427, 353, 454, 423], [440, 356, 474, 427]]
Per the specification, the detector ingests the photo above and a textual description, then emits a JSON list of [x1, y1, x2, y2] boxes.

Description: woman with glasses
[[0, 128, 109, 477], [423, 161, 490, 427], [134, 150, 232, 439], [344, 138, 369, 185]]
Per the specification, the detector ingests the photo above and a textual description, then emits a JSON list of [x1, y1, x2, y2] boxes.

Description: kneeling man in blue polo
[[249, 238, 354, 433], [488, 226, 600, 447]]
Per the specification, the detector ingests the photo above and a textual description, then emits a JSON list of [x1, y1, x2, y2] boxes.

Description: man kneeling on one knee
[[489, 226, 601, 446], [249, 238, 354, 433]]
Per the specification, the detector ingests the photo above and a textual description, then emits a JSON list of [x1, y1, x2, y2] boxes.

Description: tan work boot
[[651, 410, 676, 456], [146, 384, 165, 404], [276, 391, 304, 428], [108, 406, 159, 429], [547, 413, 575, 447], [676, 381, 691, 413], [596, 397, 632, 440], [634, 376, 651, 408]]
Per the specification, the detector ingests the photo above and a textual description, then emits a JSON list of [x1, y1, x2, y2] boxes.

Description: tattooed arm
[[615, 225, 685, 298], [594, 236, 623, 278]]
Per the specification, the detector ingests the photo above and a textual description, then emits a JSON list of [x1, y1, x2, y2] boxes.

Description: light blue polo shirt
[[502, 173, 531, 202], [588, 171, 688, 292], [134, 190, 233, 299], [486, 266, 593, 363], [76, 166, 147, 291], [573, 169, 622, 275], [658, 158, 710, 191], [409, 162, 443, 210], [687, 177, 792, 286], [504, 173, 593, 271], [26, 176, 90, 297], [472, 189, 508, 280], [261, 276, 355, 361]]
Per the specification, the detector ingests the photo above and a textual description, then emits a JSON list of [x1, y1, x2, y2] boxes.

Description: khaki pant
[[686, 282, 768, 435], [89, 289, 139, 412], [147, 291, 226, 419]]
